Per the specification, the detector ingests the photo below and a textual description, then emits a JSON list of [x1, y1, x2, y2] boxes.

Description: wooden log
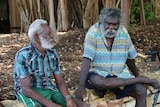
[[137, 53, 148, 59]]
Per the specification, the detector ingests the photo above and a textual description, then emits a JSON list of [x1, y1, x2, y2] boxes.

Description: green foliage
[[130, 0, 140, 26], [144, 1, 156, 21], [130, 0, 156, 26]]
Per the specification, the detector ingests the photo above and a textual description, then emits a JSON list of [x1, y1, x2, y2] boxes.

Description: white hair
[[28, 19, 48, 42]]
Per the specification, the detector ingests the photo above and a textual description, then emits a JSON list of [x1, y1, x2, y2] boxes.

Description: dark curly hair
[[99, 7, 124, 25]]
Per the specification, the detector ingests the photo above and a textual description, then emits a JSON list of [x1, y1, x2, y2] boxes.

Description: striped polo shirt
[[83, 22, 137, 78], [13, 44, 60, 97]]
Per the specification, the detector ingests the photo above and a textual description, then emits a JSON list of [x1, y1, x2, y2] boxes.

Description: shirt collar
[[31, 43, 43, 56]]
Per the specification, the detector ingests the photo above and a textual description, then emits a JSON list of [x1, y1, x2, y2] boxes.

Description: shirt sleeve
[[122, 27, 137, 59], [52, 50, 61, 74], [14, 52, 31, 79], [83, 26, 97, 61], [127, 37, 137, 59]]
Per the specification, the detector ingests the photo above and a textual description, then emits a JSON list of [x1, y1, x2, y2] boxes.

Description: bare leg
[[126, 84, 147, 107], [90, 75, 160, 107], [90, 75, 160, 90]]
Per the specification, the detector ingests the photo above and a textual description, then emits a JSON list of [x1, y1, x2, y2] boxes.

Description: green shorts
[[17, 87, 66, 107]]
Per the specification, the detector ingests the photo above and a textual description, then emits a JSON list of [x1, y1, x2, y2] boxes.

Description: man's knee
[[90, 75, 108, 89], [134, 84, 147, 96]]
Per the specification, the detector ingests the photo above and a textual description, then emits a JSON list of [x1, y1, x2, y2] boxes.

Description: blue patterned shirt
[[83, 22, 137, 78], [14, 44, 60, 97]]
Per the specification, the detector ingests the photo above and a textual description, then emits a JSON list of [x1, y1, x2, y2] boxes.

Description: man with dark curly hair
[[75, 7, 160, 107]]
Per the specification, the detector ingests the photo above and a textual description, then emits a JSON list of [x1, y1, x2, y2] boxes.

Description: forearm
[[79, 57, 91, 87], [56, 78, 70, 98], [99, 76, 151, 89], [126, 59, 139, 76]]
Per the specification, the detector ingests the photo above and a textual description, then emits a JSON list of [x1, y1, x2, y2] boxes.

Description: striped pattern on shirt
[[83, 23, 137, 78]]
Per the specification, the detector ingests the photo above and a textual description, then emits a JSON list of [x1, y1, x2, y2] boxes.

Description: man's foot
[[149, 79, 160, 89]]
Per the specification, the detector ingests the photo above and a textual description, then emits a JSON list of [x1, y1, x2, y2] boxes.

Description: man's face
[[101, 17, 119, 38], [39, 24, 54, 49]]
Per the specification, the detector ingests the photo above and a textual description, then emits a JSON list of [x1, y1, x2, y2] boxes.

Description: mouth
[[107, 31, 115, 35]]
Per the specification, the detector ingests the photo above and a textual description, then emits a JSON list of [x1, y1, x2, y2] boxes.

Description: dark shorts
[[86, 72, 135, 99]]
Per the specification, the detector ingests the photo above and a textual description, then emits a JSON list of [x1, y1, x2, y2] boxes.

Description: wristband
[[65, 95, 71, 100]]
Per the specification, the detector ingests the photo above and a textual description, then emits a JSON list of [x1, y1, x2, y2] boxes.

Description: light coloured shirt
[[83, 22, 137, 78], [14, 44, 60, 97]]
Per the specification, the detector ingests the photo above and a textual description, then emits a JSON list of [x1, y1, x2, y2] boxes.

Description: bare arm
[[126, 59, 139, 76], [54, 74, 77, 107], [20, 76, 62, 107], [79, 57, 91, 87], [75, 57, 91, 100]]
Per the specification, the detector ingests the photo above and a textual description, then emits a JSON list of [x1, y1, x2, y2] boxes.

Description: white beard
[[39, 36, 54, 49], [100, 24, 117, 38]]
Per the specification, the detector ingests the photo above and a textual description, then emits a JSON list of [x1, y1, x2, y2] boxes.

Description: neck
[[34, 43, 46, 56], [105, 37, 114, 49], [106, 37, 114, 40]]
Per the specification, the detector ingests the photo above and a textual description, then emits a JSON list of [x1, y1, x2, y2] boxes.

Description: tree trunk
[[83, 0, 98, 29], [57, 2, 62, 31], [68, 0, 83, 28], [139, 0, 146, 25], [57, 0, 69, 31], [8, 0, 21, 32], [37, 0, 42, 18], [16, 0, 31, 33], [121, 0, 131, 30], [102, 0, 116, 8], [16, 0, 50, 33], [155, 0, 160, 18], [15, 0, 133, 32], [48, 0, 58, 42]]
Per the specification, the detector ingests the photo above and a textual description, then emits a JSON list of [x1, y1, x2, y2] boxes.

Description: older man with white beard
[[75, 7, 160, 107], [13, 19, 89, 107]]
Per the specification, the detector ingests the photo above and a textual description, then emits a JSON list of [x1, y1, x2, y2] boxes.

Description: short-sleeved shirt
[[83, 22, 137, 78], [14, 44, 60, 97]]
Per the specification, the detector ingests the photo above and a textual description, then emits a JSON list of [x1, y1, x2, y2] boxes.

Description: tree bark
[[155, 0, 160, 18], [68, 0, 83, 28], [102, 0, 116, 8], [57, 0, 69, 31], [83, 0, 98, 29], [48, 0, 58, 42], [139, 0, 146, 25], [121, 0, 131, 30], [16, 0, 30, 33], [37, 0, 42, 18]]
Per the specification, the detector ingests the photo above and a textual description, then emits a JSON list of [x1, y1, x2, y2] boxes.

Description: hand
[[48, 103, 63, 107], [52, 104, 63, 107], [47, 101, 63, 107], [149, 79, 160, 89], [137, 76, 160, 89], [75, 86, 86, 101], [66, 98, 77, 107]]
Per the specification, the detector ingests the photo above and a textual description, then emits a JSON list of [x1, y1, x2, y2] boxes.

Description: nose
[[108, 24, 115, 29]]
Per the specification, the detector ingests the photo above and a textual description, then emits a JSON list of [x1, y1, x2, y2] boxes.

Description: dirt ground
[[0, 21, 160, 101]]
